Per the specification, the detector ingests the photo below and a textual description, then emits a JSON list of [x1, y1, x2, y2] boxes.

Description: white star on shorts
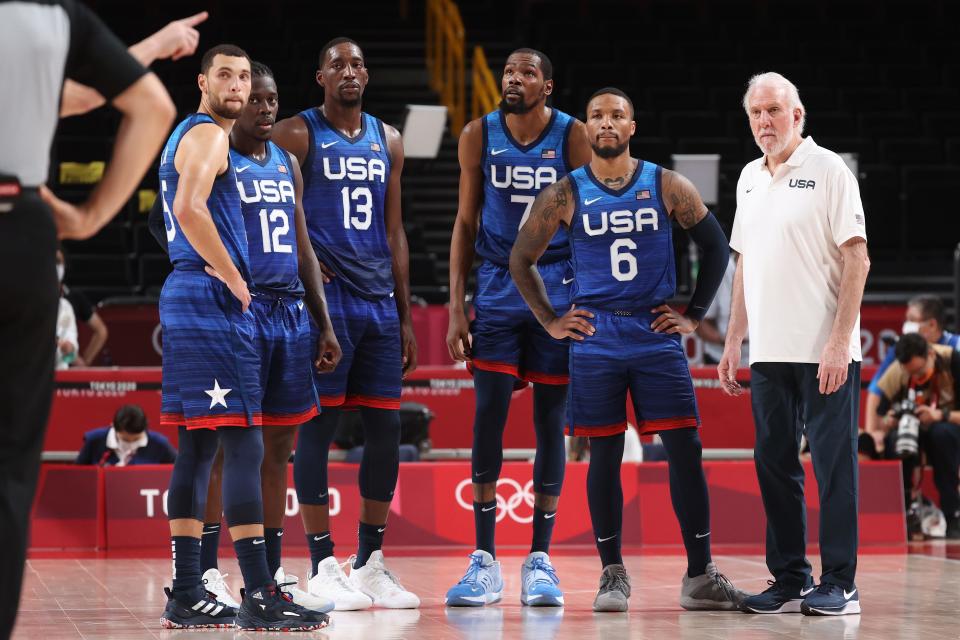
[[205, 379, 232, 409]]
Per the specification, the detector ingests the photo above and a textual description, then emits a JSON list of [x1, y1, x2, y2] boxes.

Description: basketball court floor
[[14, 545, 960, 639]]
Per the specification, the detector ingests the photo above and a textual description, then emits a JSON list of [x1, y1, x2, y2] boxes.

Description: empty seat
[[923, 113, 960, 137], [812, 137, 876, 163], [408, 253, 437, 288], [133, 222, 165, 255], [139, 255, 172, 290], [839, 87, 901, 112], [856, 164, 901, 251], [859, 112, 920, 137], [677, 137, 744, 163], [646, 87, 708, 112], [631, 138, 674, 167], [878, 139, 945, 164], [62, 222, 129, 256], [902, 87, 960, 111], [662, 111, 724, 138], [902, 166, 960, 250], [66, 254, 133, 288], [804, 112, 857, 138], [884, 64, 943, 87]]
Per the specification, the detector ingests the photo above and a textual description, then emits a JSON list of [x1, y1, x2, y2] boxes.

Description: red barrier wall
[[47, 365, 878, 452], [30, 460, 905, 553], [81, 302, 904, 367]]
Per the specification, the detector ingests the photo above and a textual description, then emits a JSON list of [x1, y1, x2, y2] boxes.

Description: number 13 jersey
[[567, 160, 676, 310], [298, 108, 393, 300]]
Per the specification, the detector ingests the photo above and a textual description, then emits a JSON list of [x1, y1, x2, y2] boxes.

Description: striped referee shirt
[[0, 0, 146, 186]]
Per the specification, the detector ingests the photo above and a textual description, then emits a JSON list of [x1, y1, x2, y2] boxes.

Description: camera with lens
[[893, 394, 921, 460]]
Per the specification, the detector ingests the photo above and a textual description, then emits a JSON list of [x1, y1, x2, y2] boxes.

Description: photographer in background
[[867, 333, 960, 539], [865, 295, 959, 453]]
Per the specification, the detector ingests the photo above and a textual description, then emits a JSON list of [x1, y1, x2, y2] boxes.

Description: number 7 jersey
[[567, 160, 676, 309], [298, 108, 393, 300]]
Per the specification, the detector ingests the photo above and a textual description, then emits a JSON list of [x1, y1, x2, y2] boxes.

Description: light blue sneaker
[[520, 552, 564, 606], [445, 550, 503, 607]]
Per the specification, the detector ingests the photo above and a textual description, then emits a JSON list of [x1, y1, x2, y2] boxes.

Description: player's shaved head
[[319, 37, 362, 68], [508, 48, 553, 81]]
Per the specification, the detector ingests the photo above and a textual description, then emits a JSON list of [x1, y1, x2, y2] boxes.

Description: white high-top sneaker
[[275, 567, 334, 613], [347, 551, 420, 609], [201, 568, 240, 609], [307, 556, 373, 611]]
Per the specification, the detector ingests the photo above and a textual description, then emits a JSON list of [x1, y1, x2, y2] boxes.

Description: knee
[[263, 429, 295, 470], [928, 422, 956, 447]]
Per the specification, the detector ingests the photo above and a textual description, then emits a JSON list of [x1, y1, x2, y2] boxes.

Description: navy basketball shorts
[[250, 294, 320, 426], [567, 309, 700, 437], [470, 260, 571, 384], [311, 277, 402, 410], [160, 269, 262, 429]]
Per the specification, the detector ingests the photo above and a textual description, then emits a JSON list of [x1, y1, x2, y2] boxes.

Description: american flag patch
[[636, 190, 651, 199], [278, 165, 287, 174], [541, 149, 556, 159], [371, 142, 381, 152]]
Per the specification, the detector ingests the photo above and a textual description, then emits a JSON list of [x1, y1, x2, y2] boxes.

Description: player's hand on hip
[[817, 339, 849, 394], [317, 260, 335, 284], [150, 12, 207, 61], [446, 309, 472, 362], [401, 321, 418, 378], [717, 344, 743, 396], [41, 185, 97, 239], [206, 266, 252, 313], [545, 305, 595, 341], [650, 304, 698, 335], [315, 327, 342, 373]]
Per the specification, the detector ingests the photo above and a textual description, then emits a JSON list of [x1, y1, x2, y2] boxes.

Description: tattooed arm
[[650, 168, 730, 335], [661, 169, 708, 228], [510, 178, 595, 340]]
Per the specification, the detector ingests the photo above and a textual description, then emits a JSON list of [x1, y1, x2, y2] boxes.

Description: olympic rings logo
[[455, 477, 535, 524]]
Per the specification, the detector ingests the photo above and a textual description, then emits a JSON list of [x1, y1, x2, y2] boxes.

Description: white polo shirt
[[730, 137, 866, 365]]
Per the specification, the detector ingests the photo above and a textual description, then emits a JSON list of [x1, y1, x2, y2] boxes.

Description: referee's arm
[[43, 0, 175, 239]]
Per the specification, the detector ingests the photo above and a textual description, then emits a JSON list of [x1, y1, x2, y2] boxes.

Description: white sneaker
[[307, 556, 373, 611], [347, 551, 420, 609], [275, 566, 334, 613], [201, 568, 240, 609]]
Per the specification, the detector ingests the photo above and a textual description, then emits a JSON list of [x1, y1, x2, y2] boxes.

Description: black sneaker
[[740, 579, 814, 614], [160, 586, 237, 629], [237, 583, 330, 631], [946, 517, 960, 540]]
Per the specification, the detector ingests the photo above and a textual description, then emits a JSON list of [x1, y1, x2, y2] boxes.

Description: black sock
[[474, 500, 497, 557], [200, 523, 221, 573], [354, 521, 385, 569], [307, 531, 334, 574], [264, 527, 283, 577], [659, 428, 712, 577], [531, 506, 557, 554], [233, 536, 272, 592], [171, 536, 202, 594], [587, 434, 625, 568]]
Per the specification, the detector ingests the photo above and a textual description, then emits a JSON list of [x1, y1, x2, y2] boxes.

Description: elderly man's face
[[747, 84, 801, 157]]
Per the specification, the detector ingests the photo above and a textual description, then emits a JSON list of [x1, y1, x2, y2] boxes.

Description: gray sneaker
[[680, 562, 749, 611], [593, 564, 631, 612]]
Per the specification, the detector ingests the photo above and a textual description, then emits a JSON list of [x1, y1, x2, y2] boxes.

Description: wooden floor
[[14, 547, 960, 639]]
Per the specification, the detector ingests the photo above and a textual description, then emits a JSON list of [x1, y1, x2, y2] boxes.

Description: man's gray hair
[[742, 72, 806, 134]]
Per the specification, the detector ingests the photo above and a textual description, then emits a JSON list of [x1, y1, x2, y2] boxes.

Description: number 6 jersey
[[567, 160, 676, 310], [233, 141, 303, 296], [298, 108, 393, 300]]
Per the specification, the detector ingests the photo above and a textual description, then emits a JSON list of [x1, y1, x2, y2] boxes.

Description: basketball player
[[194, 62, 341, 615], [510, 88, 748, 612], [157, 45, 327, 631], [444, 48, 591, 607], [272, 37, 419, 609]]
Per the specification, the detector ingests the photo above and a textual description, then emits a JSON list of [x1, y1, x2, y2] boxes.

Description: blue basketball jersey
[[477, 108, 575, 266], [299, 108, 393, 300], [567, 161, 675, 309], [232, 141, 303, 296], [158, 114, 250, 280]]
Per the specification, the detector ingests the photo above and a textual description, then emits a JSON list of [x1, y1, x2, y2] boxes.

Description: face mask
[[902, 321, 920, 335], [56, 264, 65, 283]]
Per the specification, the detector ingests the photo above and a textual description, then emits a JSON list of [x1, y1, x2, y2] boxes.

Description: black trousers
[[0, 192, 58, 640], [887, 423, 960, 518], [750, 361, 861, 590]]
